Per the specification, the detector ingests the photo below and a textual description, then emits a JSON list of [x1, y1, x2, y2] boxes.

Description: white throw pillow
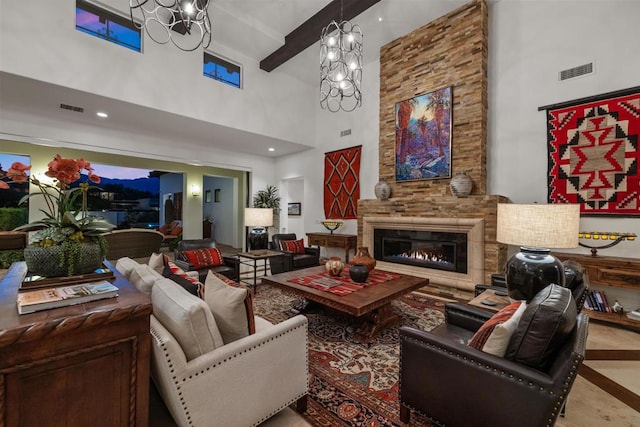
[[115, 257, 139, 279], [130, 264, 162, 295], [152, 278, 224, 361], [482, 301, 528, 357], [204, 271, 251, 344], [147, 252, 165, 274]]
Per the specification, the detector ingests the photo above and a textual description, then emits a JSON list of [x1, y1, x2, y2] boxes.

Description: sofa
[[269, 233, 320, 274], [173, 238, 240, 282], [115, 256, 309, 427]]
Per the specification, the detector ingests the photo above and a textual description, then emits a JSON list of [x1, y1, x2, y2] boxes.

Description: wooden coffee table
[[261, 265, 428, 339]]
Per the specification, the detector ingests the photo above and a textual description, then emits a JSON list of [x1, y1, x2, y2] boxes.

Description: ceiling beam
[[259, 0, 382, 72]]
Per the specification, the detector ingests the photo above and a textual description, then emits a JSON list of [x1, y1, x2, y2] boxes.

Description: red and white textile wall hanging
[[324, 145, 362, 219], [542, 86, 640, 216]]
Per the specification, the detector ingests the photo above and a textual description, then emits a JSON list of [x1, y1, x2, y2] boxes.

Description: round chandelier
[[130, 0, 212, 52], [320, 19, 363, 112]]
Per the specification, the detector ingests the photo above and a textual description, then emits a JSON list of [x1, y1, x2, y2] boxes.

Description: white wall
[[203, 176, 236, 246], [0, 0, 316, 148], [275, 57, 381, 259], [282, 178, 305, 239], [488, 0, 640, 258]]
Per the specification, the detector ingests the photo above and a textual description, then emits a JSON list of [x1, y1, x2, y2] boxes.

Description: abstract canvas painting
[[395, 86, 452, 182]]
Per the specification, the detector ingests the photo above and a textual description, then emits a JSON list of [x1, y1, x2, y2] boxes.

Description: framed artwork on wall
[[204, 190, 212, 203], [288, 202, 301, 216], [541, 86, 640, 216], [214, 188, 221, 202], [395, 86, 452, 182]]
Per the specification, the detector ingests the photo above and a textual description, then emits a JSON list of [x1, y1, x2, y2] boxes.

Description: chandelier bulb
[[183, 2, 194, 15], [328, 37, 336, 46]]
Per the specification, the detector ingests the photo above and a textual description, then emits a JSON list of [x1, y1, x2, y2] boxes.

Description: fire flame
[[398, 249, 448, 263]]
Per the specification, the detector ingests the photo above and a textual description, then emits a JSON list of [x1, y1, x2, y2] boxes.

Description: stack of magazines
[[17, 281, 119, 314]]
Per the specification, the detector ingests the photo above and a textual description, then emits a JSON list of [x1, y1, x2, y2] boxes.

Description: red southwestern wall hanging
[[541, 86, 640, 216], [324, 145, 362, 219]]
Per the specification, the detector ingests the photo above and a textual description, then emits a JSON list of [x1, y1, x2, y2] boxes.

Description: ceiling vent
[[340, 129, 352, 137], [59, 103, 84, 113], [559, 62, 594, 81]]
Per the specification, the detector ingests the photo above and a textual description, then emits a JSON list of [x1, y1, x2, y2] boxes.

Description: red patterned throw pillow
[[468, 301, 526, 357], [280, 239, 305, 254], [181, 247, 225, 269], [162, 259, 205, 299]]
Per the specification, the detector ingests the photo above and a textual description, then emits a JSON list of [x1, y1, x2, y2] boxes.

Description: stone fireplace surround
[[358, 195, 508, 293], [363, 216, 483, 291]]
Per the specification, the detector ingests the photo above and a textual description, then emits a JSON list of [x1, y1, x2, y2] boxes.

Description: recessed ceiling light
[[268, 147, 275, 152], [378, 17, 383, 22], [96, 111, 108, 118]]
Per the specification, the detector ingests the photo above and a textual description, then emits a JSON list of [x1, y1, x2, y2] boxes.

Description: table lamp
[[244, 208, 273, 250], [497, 203, 580, 301]]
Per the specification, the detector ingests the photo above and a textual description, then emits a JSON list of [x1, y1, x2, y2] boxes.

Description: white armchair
[[149, 282, 309, 427]]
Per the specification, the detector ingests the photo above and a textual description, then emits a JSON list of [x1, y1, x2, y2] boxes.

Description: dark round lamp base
[[505, 247, 565, 302], [248, 228, 269, 250]]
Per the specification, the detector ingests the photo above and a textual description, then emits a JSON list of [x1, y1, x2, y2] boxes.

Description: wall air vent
[[340, 129, 352, 137], [59, 103, 84, 113], [559, 62, 594, 81]]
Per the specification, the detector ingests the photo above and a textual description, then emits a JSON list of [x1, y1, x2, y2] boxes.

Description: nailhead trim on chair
[[151, 322, 308, 427], [399, 334, 580, 426]]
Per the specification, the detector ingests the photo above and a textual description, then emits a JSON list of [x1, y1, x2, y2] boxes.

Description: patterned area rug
[[253, 284, 451, 426]]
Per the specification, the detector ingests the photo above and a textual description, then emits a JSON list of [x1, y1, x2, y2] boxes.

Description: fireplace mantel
[[363, 216, 484, 291], [357, 195, 509, 292]]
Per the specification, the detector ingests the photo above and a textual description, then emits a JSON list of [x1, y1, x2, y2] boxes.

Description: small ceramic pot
[[349, 264, 369, 283], [351, 247, 376, 271], [325, 257, 344, 276]]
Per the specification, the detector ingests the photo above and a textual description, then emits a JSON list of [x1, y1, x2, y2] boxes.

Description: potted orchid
[[1, 155, 116, 276]]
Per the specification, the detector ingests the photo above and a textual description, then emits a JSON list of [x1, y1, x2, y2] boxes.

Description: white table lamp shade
[[497, 203, 580, 249], [244, 208, 273, 227]]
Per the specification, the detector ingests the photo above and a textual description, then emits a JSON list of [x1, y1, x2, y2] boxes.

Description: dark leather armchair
[[174, 238, 239, 282], [269, 233, 320, 274], [399, 285, 588, 427]]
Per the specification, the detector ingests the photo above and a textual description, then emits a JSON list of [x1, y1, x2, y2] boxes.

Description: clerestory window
[[76, 0, 141, 52], [203, 52, 241, 89]]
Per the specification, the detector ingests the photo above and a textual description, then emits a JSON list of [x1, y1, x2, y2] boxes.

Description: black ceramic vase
[[349, 264, 369, 283]]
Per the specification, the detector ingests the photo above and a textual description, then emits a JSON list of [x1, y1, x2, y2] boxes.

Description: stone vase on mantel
[[450, 172, 473, 197], [374, 181, 391, 200]]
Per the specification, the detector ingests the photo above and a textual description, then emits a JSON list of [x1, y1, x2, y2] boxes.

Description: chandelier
[[320, 8, 363, 112], [130, 0, 211, 52]]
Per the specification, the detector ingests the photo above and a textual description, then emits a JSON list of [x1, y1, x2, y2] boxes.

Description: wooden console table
[[0, 261, 152, 426], [553, 252, 640, 330], [306, 232, 357, 263]]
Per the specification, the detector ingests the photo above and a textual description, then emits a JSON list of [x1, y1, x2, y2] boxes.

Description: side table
[[237, 249, 284, 292], [467, 289, 511, 312], [0, 261, 152, 426]]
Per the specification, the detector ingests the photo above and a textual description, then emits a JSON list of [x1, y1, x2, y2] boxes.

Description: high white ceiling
[[1, 0, 472, 158]]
